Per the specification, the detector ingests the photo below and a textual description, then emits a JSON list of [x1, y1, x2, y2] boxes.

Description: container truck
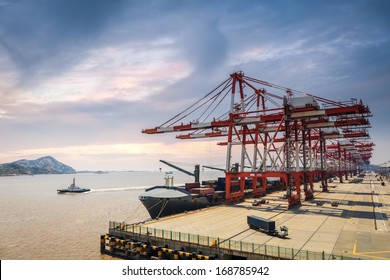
[[247, 215, 288, 238]]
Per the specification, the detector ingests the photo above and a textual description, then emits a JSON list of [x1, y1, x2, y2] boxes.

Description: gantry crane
[[142, 72, 373, 208]]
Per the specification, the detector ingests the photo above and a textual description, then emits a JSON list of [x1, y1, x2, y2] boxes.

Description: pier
[[101, 174, 390, 260]]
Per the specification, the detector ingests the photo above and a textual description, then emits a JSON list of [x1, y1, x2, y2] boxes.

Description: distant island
[[77, 170, 110, 174], [0, 156, 76, 176]]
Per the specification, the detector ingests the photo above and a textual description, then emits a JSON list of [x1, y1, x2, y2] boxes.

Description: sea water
[[0, 170, 223, 259]]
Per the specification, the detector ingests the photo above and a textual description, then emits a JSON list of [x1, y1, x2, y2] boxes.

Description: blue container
[[247, 215, 275, 231]]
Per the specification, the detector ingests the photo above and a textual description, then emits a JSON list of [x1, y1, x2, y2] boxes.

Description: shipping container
[[247, 215, 275, 231]]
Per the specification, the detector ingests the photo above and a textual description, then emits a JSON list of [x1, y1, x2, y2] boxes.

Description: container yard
[[100, 72, 388, 260], [101, 174, 390, 260]]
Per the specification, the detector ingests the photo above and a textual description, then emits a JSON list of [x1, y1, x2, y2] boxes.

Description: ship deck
[[141, 175, 390, 260]]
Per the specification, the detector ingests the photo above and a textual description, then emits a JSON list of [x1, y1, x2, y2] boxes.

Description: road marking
[[352, 240, 357, 254], [355, 250, 390, 255], [352, 239, 390, 259], [369, 177, 388, 232], [354, 254, 389, 260]]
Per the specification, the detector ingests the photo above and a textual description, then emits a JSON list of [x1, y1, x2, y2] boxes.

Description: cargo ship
[[139, 184, 223, 219], [139, 160, 283, 219], [138, 160, 228, 219]]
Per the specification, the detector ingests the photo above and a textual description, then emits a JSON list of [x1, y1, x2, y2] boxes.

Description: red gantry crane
[[142, 72, 373, 208]]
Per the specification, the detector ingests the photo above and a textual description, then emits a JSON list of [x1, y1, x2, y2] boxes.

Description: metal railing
[[109, 221, 362, 260]]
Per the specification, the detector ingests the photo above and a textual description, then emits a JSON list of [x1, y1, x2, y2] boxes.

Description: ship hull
[[57, 188, 90, 194], [139, 186, 217, 219]]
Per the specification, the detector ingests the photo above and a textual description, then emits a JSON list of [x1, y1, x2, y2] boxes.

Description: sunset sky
[[0, 0, 389, 171]]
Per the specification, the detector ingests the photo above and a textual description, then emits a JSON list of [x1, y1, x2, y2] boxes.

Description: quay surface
[[104, 175, 390, 260]]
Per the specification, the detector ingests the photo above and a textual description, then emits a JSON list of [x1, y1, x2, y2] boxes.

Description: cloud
[[179, 20, 228, 74], [0, 0, 126, 84], [136, 20, 230, 108], [24, 42, 191, 103]]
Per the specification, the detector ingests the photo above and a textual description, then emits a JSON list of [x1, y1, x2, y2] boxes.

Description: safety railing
[[109, 221, 362, 260]]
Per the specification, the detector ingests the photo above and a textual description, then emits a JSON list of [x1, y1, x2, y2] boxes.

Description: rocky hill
[[0, 156, 76, 176]]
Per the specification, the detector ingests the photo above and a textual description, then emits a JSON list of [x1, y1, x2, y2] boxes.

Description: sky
[[0, 0, 389, 171]]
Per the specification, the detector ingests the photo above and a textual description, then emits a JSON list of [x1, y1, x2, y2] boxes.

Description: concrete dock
[[103, 174, 390, 260]]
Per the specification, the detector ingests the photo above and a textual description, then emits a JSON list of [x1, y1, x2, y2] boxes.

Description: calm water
[[0, 170, 222, 260]]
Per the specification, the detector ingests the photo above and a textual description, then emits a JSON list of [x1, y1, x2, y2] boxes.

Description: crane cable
[[124, 199, 163, 223], [160, 76, 232, 127]]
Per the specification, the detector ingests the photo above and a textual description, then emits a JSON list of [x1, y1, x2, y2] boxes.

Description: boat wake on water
[[88, 186, 150, 193]]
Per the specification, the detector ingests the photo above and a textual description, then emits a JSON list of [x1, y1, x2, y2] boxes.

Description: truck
[[252, 199, 268, 206], [247, 215, 288, 238]]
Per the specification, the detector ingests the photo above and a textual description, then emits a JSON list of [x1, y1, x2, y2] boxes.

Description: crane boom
[[203, 165, 226, 172], [159, 160, 200, 183]]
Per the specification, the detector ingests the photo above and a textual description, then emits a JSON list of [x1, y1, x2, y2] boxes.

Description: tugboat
[[57, 178, 90, 194]]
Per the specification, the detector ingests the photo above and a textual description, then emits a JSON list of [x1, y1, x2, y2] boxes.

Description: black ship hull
[[139, 186, 218, 219]]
